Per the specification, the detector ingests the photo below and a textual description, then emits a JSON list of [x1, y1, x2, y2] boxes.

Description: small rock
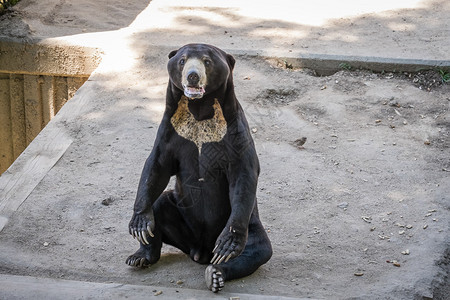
[[43, 242, 49, 247], [423, 224, 428, 229], [176, 280, 183, 285], [101, 197, 114, 206], [378, 234, 390, 240], [337, 202, 349, 209], [361, 216, 372, 223], [401, 249, 410, 255], [154, 290, 163, 296], [251, 127, 258, 133], [354, 272, 364, 276], [406, 224, 413, 229], [293, 137, 307, 148], [388, 99, 399, 106]]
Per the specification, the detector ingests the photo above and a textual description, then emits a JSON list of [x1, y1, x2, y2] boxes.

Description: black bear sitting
[[126, 43, 272, 292]]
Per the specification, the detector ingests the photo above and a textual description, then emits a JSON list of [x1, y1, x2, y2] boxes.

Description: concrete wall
[[0, 39, 101, 174]]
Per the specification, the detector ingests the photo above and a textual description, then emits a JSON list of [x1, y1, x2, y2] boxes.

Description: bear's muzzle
[[182, 58, 207, 99]]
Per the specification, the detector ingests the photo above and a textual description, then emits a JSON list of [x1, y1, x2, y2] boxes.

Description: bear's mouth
[[183, 84, 205, 99]]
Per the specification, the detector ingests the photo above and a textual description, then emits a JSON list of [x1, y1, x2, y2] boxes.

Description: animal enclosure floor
[[0, 1, 449, 299]]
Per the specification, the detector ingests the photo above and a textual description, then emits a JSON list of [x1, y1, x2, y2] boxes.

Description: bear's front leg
[[210, 148, 259, 265], [126, 133, 173, 267], [205, 143, 260, 291]]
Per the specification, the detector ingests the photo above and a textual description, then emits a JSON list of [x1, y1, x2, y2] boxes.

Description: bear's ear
[[226, 54, 235, 70], [168, 50, 178, 59]]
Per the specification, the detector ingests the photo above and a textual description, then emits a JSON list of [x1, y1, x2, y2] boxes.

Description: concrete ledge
[[0, 274, 307, 300], [230, 49, 450, 76], [0, 37, 102, 77]]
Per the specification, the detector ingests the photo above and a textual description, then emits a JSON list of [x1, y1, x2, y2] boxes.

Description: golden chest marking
[[170, 96, 227, 154]]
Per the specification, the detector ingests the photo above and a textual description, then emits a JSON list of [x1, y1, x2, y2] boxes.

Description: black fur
[[127, 44, 272, 289]]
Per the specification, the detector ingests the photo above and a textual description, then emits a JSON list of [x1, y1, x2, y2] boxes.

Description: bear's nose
[[187, 71, 200, 85]]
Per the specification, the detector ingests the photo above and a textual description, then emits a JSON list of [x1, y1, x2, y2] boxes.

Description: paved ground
[[0, 0, 449, 299]]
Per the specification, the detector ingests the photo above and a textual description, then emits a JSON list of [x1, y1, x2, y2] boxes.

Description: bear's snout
[[181, 58, 207, 99]]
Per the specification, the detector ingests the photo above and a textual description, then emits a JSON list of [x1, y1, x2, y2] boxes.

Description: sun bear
[[126, 43, 272, 292]]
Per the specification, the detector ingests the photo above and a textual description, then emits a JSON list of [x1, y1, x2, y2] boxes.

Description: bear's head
[[167, 44, 235, 100]]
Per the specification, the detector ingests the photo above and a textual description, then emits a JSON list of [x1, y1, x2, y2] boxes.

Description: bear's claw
[[129, 214, 155, 245], [126, 256, 150, 268], [210, 252, 233, 265]]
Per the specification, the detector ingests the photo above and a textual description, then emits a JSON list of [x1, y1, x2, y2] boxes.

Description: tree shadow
[[128, 0, 449, 66], [0, 0, 152, 39]]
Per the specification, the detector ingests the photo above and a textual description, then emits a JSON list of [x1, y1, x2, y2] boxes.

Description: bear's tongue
[[184, 86, 205, 99]]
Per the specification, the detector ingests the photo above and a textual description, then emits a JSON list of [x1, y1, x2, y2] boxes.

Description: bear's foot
[[125, 248, 153, 267], [205, 265, 225, 293]]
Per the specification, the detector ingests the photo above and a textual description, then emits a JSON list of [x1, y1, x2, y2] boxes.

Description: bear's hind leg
[[126, 190, 198, 268], [205, 218, 272, 291]]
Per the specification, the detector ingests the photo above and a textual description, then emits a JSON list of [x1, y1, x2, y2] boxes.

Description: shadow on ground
[[0, 0, 449, 299]]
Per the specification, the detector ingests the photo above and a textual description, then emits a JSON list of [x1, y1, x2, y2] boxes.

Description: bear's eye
[[179, 58, 185, 66], [204, 59, 211, 67]]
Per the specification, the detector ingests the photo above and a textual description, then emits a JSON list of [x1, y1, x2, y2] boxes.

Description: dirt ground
[[1, 49, 449, 298], [0, 0, 449, 299]]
